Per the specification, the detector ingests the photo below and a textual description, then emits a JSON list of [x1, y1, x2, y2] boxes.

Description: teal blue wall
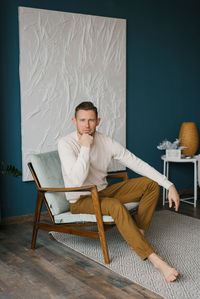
[[0, 0, 200, 218]]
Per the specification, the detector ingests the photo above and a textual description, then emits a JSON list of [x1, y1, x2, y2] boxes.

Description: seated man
[[58, 101, 180, 282]]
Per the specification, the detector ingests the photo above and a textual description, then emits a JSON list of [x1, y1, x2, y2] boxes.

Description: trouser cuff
[[140, 248, 156, 261]]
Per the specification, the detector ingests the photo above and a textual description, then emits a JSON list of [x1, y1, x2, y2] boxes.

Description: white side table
[[161, 155, 198, 208]]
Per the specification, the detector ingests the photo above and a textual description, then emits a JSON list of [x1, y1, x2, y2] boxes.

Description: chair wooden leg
[[31, 192, 43, 249], [97, 223, 110, 264], [91, 187, 110, 264]]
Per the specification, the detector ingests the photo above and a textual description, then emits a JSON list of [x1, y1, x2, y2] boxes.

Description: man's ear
[[72, 118, 77, 126], [96, 118, 101, 126]]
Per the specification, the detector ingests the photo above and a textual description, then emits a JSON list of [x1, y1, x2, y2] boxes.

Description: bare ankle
[[148, 252, 161, 268]]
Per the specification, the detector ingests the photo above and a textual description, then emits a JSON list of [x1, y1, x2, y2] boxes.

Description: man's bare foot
[[148, 253, 179, 282]]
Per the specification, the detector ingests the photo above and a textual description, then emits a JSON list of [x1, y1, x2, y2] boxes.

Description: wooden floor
[[0, 199, 200, 299]]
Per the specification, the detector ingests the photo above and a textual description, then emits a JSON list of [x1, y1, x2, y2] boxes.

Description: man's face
[[72, 109, 101, 136]]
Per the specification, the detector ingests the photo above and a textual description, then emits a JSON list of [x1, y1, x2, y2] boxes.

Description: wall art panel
[[19, 7, 126, 181]]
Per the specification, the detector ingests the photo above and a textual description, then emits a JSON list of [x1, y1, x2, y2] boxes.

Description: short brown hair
[[75, 101, 98, 118]]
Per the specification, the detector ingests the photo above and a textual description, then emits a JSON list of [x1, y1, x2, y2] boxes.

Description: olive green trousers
[[70, 177, 160, 260]]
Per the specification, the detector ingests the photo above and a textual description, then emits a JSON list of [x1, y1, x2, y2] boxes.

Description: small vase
[[179, 122, 199, 156]]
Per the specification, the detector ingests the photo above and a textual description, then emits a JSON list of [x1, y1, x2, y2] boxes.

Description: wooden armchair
[[28, 151, 139, 264]]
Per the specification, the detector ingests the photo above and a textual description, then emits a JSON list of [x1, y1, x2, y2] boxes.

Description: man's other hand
[[168, 184, 180, 211], [79, 134, 94, 147]]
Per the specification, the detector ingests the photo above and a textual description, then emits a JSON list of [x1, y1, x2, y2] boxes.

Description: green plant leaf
[[0, 162, 22, 177]]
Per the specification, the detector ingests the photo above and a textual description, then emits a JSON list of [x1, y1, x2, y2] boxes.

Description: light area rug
[[50, 211, 200, 299]]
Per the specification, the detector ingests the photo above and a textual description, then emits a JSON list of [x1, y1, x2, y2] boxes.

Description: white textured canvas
[[19, 7, 126, 181]]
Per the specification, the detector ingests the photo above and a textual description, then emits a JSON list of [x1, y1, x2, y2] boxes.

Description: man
[[58, 101, 180, 282]]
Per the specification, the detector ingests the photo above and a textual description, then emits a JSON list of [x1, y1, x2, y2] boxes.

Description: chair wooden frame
[[28, 162, 129, 264]]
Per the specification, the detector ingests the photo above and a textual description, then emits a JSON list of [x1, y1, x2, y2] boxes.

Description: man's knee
[[102, 197, 127, 216], [145, 178, 160, 196], [149, 178, 159, 189]]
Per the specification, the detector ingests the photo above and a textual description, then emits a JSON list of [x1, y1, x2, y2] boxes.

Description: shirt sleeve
[[58, 138, 90, 187], [111, 139, 173, 190]]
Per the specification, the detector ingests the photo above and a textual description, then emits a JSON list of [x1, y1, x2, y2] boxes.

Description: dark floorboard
[[0, 198, 200, 299]]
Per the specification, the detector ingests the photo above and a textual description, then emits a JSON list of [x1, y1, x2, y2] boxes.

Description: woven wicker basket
[[179, 122, 199, 156]]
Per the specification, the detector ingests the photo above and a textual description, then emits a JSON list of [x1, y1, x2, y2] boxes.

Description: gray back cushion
[[30, 151, 70, 216]]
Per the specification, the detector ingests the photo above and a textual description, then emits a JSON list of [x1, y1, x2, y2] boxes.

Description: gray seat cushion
[[54, 202, 139, 223]]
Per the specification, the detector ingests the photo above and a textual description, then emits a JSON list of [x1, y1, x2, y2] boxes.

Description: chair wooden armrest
[[39, 172, 128, 193], [107, 172, 128, 181], [38, 185, 96, 193]]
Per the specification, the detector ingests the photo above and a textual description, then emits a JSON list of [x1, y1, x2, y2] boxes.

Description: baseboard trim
[[1, 211, 49, 224]]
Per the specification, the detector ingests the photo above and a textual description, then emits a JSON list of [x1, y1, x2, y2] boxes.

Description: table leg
[[194, 161, 197, 208], [163, 160, 166, 206], [166, 161, 169, 201]]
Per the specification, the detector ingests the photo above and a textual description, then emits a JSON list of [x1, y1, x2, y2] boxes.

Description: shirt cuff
[[163, 180, 173, 190]]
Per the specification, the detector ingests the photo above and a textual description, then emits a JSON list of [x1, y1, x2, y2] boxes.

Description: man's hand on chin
[[79, 133, 94, 147]]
